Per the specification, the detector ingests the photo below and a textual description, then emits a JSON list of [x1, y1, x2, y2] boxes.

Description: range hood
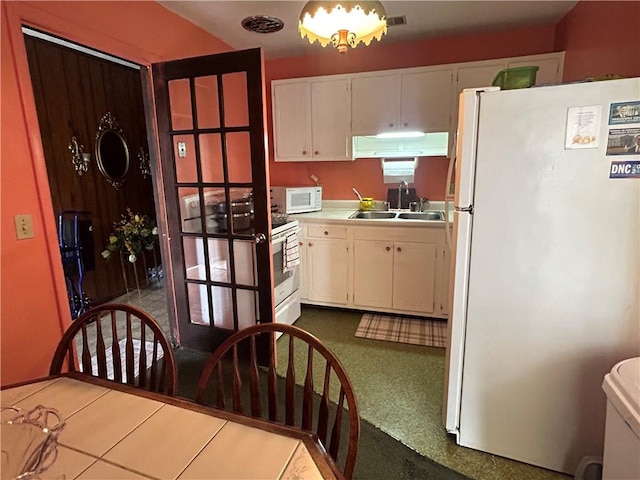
[[352, 132, 449, 159]]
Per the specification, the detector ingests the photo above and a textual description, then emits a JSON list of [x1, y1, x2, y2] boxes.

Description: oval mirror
[[95, 113, 130, 189]]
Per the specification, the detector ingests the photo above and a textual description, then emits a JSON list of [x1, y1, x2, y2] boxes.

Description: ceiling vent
[[241, 15, 284, 34], [386, 16, 407, 27]]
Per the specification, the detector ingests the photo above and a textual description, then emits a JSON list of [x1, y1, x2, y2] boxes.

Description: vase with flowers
[[102, 207, 159, 295]]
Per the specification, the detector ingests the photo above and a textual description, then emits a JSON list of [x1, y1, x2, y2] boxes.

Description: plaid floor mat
[[355, 313, 447, 348]]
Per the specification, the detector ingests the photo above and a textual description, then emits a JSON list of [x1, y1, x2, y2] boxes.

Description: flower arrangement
[[102, 208, 158, 263]]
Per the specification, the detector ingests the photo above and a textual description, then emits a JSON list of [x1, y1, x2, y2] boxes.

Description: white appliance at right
[[444, 78, 640, 475]]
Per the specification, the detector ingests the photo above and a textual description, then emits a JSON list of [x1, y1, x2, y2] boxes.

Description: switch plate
[[15, 214, 34, 240], [177, 141, 187, 158]]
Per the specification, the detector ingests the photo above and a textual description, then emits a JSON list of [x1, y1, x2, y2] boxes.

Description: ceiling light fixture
[[299, 1, 387, 54]]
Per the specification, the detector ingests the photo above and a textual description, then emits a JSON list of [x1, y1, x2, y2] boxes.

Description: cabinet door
[[353, 240, 393, 309], [438, 245, 450, 315], [272, 81, 311, 161], [401, 69, 453, 133], [307, 238, 349, 304], [392, 242, 437, 314], [507, 57, 561, 86], [455, 62, 505, 96], [298, 236, 308, 301], [311, 78, 351, 160], [351, 74, 401, 135]]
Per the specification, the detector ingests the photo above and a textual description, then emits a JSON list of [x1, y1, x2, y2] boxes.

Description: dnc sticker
[[610, 161, 640, 178]]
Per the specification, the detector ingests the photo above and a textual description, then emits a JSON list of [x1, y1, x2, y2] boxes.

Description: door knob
[[254, 233, 267, 244]]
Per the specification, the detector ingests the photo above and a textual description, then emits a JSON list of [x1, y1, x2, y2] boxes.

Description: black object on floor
[[174, 347, 471, 480]]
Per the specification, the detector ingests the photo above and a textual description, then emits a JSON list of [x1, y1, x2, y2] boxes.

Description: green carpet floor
[[283, 306, 571, 480]]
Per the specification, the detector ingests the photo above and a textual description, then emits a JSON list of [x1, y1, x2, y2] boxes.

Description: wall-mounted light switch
[[15, 214, 34, 240], [177, 141, 187, 158]]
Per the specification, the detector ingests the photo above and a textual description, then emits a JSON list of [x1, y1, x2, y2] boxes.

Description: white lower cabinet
[[353, 239, 437, 315], [299, 224, 349, 305], [353, 241, 394, 309], [298, 220, 448, 318]]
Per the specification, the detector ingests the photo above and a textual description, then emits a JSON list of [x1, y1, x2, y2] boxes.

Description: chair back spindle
[[50, 304, 177, 396], [195, 323, 359, 480]]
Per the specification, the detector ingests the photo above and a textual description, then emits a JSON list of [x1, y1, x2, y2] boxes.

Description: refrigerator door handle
[[445, 199, 452, 251], [455, 206, 474, 213], [444, 155, 456, 251]]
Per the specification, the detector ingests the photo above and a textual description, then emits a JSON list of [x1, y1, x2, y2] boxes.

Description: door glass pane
[[204, 187, 225, 234], [212, 188, 254, 235], [195, 75, 220, 129], [234, 240, 257, 286], [237, 288, 257, 328], [168, 79, 193, 130], [178, 187, 200, 233], [183, 237, 206, 280], [200, 133, 224, 183], [222, 72, 248, 127], [174, 134, 197, 183], [187, 282, 209, 325], [226, 132, 252, 183], [208, 238, 230, 283], [212, 286, 233, 330]]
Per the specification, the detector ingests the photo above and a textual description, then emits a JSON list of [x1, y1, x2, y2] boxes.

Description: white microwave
[[271, 186, 322, 214]]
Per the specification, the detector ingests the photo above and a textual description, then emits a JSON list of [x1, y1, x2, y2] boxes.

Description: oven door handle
[[271, 227, 300, 246]]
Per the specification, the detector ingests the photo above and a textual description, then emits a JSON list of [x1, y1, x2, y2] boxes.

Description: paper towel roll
[[382, 159, 416, 184]]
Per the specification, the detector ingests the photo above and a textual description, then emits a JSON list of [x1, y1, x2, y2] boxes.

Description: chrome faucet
[[397, 181, 409, 209]]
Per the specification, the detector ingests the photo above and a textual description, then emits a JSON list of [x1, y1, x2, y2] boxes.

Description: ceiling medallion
[[241, 15, 285, 34], [299, 1, 387, 54]]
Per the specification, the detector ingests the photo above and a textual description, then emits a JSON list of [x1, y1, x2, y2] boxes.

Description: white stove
[[271, 219, 301, 326]]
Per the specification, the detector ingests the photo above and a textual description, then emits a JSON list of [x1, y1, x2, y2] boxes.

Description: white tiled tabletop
[[2, 375, 340, 480]]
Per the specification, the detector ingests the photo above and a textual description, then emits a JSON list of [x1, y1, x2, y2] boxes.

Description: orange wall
[[265, 2, 640, 201], [2, 0, 638, 386], [1, 1, 233, 386], [556, 1, 640, 81], [265, 24, 558, 201]]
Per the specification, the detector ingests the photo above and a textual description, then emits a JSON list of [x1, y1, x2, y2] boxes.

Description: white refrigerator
[[444, 78, 640, 475]]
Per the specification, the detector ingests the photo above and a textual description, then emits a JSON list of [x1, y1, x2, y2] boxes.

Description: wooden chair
[[195, 323, 360, 480], [50, 304, 177, 396]]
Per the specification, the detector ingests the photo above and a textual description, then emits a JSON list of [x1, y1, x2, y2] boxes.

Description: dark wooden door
[[151, 49, 273, 351]]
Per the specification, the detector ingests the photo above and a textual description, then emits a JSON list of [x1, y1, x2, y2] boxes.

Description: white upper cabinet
[[450, 53, 564, 156], [507, 56, 562, 86], [454, 53, 564, 96], [351, 74, 401, 135], [271, 52, 564, 161], [351, 69, 453, 136], [455, 61, 505, 95], [272, 76, 351, 162], [272, 81, 310, 161], [401, 69, 453, 133], [310, 78, 352, 160]]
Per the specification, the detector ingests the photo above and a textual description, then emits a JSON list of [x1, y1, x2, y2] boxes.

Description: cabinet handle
[[309, 242, 313, 247], [324, 231, 329, 235], [302, 150, 307, 155], [397, 247, 402, 252], [403, 122, 408, 127], [385, 246, 391, 252], [389, 123, 394, 128], [314, 151, 319, 155], [298, 242, 303, 246]]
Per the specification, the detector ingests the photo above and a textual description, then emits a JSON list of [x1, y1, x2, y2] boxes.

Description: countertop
[[290, 200, 452, 228]]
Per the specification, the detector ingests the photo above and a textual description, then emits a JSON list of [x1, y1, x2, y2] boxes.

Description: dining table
[[1, 372, 343, 480]]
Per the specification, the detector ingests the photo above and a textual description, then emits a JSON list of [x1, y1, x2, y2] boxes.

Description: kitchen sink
[[349, 211, 398, 219], [397, 211, 445, 221], [348, 210, 445, 221]]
